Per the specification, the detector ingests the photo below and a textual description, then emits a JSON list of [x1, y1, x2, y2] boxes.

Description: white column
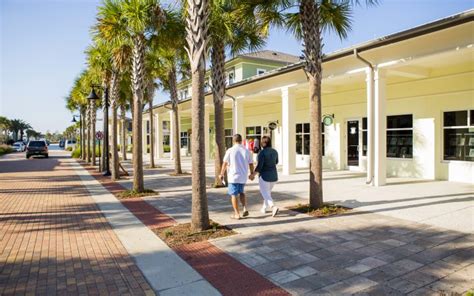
[[366, 68, 375, 185], [156, 113, 163, 159], [169, 110, 174, 159], [143, 117, 148, 155], [233, 99, 244, 135], [281, 87, 296, 175], [374, 68, 386, 186], [205, 107, 210, 162]]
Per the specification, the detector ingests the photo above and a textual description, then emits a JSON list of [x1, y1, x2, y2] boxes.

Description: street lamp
[[87, 86, 111, 176]]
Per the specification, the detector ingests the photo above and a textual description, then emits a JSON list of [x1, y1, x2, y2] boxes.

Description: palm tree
[[96, 0, 163, 191], [250, 0, 373, 208], [95, 0, 133, 179], [19, 121, 32, 141], [186, 0, 211, 231], [151, 9, 187, 174], [0, 116, 10, 143], [118, 77, 132, 161], [208, 0, 266, 187], [8, 119, 22, 141]]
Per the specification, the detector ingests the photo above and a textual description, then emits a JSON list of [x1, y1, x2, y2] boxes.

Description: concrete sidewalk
[[72, 159, 220, 296], [117, 154, 473, 295], [134, 154, 473, 234]]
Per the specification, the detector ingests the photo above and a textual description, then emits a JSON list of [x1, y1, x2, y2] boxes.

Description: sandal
[[242, 210, 249, 217]]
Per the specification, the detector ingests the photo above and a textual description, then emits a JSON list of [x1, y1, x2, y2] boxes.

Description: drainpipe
[[354, 49, 375, 185]]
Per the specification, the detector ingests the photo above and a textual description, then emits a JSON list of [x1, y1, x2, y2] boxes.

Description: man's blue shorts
[[228, 183, 245, 196]]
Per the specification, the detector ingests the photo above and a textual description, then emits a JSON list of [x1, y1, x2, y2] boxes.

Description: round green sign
[[322, 115, 334, 126]]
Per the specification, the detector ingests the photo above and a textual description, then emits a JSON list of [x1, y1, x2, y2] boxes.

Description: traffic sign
[[95, 131, 104, 140]]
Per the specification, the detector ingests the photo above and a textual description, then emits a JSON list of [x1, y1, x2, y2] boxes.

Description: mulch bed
[[289, 203, 350, 217], [167, 172, 191, 176], [154, 220, 236, 248], [116, 189, 158, 199]]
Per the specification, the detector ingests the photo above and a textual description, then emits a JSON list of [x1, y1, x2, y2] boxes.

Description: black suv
[[26, 140, 49, 159]]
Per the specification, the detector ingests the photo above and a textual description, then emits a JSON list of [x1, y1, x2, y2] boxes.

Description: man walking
[[219, 134, 254, 219]]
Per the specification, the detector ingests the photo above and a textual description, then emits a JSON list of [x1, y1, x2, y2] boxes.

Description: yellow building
[[144, 10, 474, 184]]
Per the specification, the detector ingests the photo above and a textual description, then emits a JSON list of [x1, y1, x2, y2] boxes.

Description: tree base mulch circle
[[154, 220, 236, 248], [288, 203, 350, 217], [167, 172, 191, 176], [116, 189, 158, 199]]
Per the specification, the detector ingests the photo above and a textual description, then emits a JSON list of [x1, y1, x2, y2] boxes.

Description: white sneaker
[[260, 206, 267, 214], [272, 207, 279, 217]]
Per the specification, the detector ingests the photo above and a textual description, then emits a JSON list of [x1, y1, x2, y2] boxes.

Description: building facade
[[144, 10, 474, 184]]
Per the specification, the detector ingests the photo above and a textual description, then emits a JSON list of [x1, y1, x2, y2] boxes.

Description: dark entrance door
[[347, 120, 359, 166]]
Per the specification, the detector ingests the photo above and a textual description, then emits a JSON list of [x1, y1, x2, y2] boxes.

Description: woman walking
[[250, 136, 279, 217]]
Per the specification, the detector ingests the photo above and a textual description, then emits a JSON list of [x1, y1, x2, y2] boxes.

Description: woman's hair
[[261, 136, 272, 148]]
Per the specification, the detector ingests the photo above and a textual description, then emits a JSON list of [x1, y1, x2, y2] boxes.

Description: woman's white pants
[[258, 177, 275, 208]]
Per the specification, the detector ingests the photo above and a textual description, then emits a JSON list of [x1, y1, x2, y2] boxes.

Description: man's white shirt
[[223, 144, 253, 184]]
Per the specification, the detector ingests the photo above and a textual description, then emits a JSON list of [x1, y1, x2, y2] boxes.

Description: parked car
[[12, 142, 25, 152], [26, 140, 48, 159], [65, 139, 76, 150], [59, 140, 65, 148]]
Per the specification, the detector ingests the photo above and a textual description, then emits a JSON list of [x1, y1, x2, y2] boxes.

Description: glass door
[[347, 120, 360, 167]]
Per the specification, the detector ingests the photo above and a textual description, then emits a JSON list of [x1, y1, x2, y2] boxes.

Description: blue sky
[[1, 0, 472, 134]]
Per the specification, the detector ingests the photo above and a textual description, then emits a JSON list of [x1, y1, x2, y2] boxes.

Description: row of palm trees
[[67, 0, 376, 231], [0, 116, 40, 143]]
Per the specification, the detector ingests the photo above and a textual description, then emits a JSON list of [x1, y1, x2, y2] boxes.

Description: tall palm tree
[[8, 119, 22, 141], [118, 77, 132, 161], [98, 0, 163, 191], [186, 0, 211, 231], [208, 0, 266, 187], [151, 9, 187, 174], [18, 121, 32, 141], [251, 0, 373, 208], [144, 76, 157, 168], [95, 0, 133, 179]]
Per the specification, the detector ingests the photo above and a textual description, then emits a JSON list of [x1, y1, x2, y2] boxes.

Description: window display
[[443, 110, 473, 161]]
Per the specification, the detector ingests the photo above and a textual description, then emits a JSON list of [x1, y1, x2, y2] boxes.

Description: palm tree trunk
[[101, 84, 109, 172], [149, 100, 155, 168], [300, 0, 323, 208], [186, 0, 210, 231], [81, 108, 86, 160], [131, 34, 146, 192], [169, 68, 182, 174], [91, 105, 97, 166], [110, 72, 120, 180], [211, 41, 226, 187], [86, 103, 92, 164], [120, 105, 127, 161]]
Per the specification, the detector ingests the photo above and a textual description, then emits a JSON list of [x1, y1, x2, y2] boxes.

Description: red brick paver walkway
[[0, 153, 154, 295], [81, 161, 290, 296]]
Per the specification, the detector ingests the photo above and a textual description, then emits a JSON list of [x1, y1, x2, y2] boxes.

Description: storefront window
[[180, 132, 188, 148], [387, 114, 413, 158], [362, 115, 413, 158], [443, 110, 474, 161], [295, 123, 324, 156], [225, 129, 233, 149]]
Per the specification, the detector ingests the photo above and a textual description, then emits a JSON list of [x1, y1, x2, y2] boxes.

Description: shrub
[[71, 147, 81, 158], [66, 146, 73, 151], [0, 144, 13, 156], [163, 145, 170, 153], [71, 147, 102, 158], [126, 144, 133, 153]]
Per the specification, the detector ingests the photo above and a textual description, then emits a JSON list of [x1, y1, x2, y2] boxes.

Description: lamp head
[[87, 88, 99, 101]]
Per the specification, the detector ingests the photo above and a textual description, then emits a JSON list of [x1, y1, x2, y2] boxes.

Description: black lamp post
[[87, 87, 111, 176]]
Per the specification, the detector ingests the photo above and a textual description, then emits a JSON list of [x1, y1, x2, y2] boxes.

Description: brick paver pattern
[[0, 154, 154, 295]]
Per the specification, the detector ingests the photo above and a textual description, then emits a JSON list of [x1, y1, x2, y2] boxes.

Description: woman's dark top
[[255, 147, 279, 182]]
